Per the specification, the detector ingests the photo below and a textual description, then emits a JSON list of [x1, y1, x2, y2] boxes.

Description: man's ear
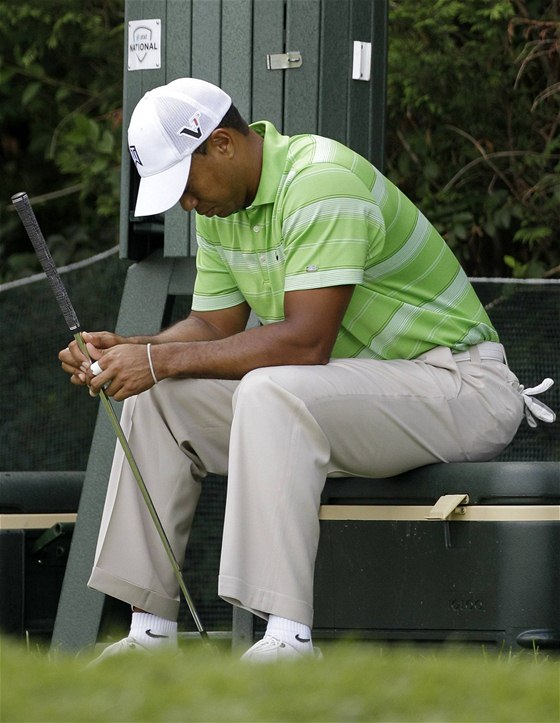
[[208, 128, 235, 158]]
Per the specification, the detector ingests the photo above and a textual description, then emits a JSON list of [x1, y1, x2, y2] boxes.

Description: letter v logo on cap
[[178, 111, 202, 140]]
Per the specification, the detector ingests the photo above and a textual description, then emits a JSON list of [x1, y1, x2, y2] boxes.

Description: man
[[60, 78, 551, 662]]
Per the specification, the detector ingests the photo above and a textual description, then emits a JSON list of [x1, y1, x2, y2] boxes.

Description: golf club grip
[[11, 191, 81, 334]]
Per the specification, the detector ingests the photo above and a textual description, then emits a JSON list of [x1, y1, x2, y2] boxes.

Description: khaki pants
[[89, 345, 524, 626]]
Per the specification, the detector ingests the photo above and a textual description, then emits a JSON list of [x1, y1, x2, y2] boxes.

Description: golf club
[[11, 191, 209, 644]]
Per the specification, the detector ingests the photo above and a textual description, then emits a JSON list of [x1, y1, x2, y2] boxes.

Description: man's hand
[[58, 331, 132, 395], [85, 342, 157, 401]]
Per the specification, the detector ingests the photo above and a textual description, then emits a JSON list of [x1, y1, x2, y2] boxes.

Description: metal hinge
[[266, 51, 302, 71]]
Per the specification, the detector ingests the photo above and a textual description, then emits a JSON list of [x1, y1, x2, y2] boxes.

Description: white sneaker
[[241, 635, 322, 663], [87, 636, 153, 667]]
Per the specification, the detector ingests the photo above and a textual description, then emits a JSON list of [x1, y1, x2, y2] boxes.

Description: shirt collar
[[246, 121, 289, 209]]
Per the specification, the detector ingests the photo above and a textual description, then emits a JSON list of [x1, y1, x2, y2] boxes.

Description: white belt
[[453, 342, 556, 428], [452, 341, 505, 364]]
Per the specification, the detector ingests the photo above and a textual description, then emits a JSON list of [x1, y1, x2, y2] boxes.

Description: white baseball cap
[[128, 78, 232, 217]]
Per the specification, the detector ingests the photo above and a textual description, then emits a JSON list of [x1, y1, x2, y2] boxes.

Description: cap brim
[[133, 155, 192, 217]]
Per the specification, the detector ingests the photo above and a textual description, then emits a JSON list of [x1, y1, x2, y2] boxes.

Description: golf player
[[59, 78, 554, 662]]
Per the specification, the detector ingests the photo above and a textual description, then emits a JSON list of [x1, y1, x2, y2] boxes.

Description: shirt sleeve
[[279, 163, 386, 292], [191, 231, 246, 311]]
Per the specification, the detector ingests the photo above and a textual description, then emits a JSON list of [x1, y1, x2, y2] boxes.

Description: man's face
[[179, 133, 249, 218]]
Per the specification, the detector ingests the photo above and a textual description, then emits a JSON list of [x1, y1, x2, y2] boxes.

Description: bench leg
[[231, 607, 254, 652]]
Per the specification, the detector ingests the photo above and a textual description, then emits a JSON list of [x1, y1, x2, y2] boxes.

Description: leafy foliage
[[386, 0, 560, 277], [0, 0, 123, 282]]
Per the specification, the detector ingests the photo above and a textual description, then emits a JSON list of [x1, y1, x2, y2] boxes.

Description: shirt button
[[253, 225, 261, 233], [259, 254, 266, 263]]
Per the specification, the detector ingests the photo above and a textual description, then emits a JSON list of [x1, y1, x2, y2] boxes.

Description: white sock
[[130, 612, 177, 649], [266, 615, 313, 651]]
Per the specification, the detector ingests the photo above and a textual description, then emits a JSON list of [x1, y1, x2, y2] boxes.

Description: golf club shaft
[[75, 337, 208, 641], [85, 346, 208, 639], [11, 191, 208, 642]]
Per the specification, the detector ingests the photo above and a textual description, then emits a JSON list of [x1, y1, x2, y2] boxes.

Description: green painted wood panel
[[252, 0, 284, 127], [370, 0, 387, 170], [121, 0, 168, 258], [192, 0, 222, 84], [221, 0, 253, 119], [163, 205, 192, 257], [164, 1, 194, 257], [347, 0, 372, 160], [318, 0, 350, 144], [347, 0, 387, 169], [284, 0, 320, 136], [166, 0, 192, 81], [120, 0, 148, 258]]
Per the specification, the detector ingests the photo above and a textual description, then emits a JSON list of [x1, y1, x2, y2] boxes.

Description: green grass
[[1, 638, 558, 723]]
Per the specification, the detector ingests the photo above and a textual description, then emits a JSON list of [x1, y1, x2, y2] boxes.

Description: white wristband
[[146, 343, 158, 385]]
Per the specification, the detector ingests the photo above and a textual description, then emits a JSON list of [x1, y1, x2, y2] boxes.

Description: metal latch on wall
[[425, 494, 469, 520], [266, 51, 302, 70], [352, 41, 371, 81]]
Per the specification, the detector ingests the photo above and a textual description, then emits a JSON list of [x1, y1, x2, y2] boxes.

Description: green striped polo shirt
[[192, 121, 498, 360]]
